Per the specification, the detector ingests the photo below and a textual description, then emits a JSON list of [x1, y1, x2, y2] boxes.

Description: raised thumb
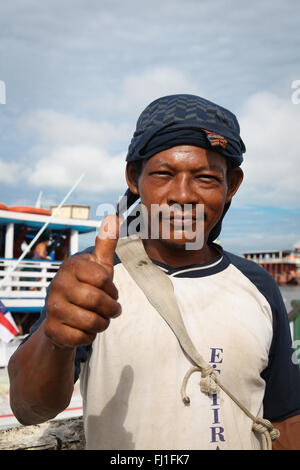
[[94, 214, 120, 278]]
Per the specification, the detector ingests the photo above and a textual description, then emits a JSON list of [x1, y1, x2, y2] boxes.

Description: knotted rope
[[181, 365, 280, 449]]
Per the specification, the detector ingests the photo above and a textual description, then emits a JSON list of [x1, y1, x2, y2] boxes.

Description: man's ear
[[125, 162, 140, 196], [226, 167, 244, 204]]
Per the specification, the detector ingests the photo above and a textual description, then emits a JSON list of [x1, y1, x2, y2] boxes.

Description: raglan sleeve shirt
[[22, 247, 300, 434]]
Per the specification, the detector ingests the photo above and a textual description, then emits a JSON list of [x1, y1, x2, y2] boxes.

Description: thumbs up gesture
[[44, 215, 121, 349]]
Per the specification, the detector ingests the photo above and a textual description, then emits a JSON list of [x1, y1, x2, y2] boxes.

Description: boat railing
[[0, 258, 62, 298]]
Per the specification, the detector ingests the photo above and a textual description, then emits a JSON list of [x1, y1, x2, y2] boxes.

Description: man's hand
[[44, 215, 121, 349]]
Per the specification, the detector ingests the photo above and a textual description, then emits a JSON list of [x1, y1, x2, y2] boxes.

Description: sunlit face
[[126, 145, 242, 247]]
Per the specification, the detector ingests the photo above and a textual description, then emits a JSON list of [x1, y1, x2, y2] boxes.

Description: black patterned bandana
[[126, 94, 245, 167]]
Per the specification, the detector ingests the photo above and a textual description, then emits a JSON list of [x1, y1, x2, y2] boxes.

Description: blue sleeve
[[225, 251, 300, 421]]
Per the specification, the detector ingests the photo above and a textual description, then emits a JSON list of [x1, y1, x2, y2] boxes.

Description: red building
[[243, 248, 298, 285]]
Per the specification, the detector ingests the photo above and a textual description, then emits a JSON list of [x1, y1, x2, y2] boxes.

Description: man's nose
[[167, 175, 199, 206]]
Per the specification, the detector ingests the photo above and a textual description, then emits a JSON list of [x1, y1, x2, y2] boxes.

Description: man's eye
[[196, 175, 218, 180], [151, 171, 172, 176]]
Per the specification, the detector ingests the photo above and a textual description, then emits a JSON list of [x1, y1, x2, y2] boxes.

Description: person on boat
[[8, 94, 300, 450], [31, 235, 51, 261], [27, 234, 51, 291]]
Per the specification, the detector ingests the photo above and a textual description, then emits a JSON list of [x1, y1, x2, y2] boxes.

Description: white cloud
[[87, 66, 202, 117], [17, 108, 129, 194], [121, 67, 201, 113], [0, 158, 23, 184], [19, 110, 130, 150], [235, 91, 300, 208], [28, 145, 126, 194]]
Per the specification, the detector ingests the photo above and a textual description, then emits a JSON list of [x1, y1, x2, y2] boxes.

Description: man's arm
[[8, 323, 76, 425], [8, 215, 121, 425], [272, 415, 300, 450]]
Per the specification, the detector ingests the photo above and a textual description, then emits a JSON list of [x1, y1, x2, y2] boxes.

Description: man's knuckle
[[46, 297, 63, 317], [87, 315, 104, 333], [98, 317, 110, 332], [71, 329, 95, 346], [92, 264, 108, 283], [60, 254, 87, 272]]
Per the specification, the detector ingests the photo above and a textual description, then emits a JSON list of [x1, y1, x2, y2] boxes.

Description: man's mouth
[[162, 213, 198, 222], [148, 204, 206, 235], [162, 215, 198, 230]]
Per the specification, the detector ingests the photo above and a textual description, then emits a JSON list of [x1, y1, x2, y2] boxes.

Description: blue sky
[[0, 0, 299, 254]]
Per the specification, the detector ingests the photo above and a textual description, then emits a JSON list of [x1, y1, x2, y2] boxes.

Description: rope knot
[[252, 418, 280, 443], [200, 366, 219, 395], [181, 365, 219, 404]]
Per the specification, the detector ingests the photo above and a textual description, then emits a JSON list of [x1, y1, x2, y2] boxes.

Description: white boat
[[0, 203, 99, 367]]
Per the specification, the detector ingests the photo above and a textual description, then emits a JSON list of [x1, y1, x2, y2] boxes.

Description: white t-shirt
[[78, 245, 300, 450]]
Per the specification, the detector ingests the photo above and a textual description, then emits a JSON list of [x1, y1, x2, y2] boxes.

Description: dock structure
[[0, 204, 100, 367], [243, 242, 300, 285]]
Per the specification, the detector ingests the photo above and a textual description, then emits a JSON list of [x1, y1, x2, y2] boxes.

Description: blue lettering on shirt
[[209, 347, 226, 449]]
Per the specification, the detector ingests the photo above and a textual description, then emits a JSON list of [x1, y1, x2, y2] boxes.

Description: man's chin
[[142, 220, 206, 250], [156, 238, 187, 251], [156, 234, 201, 251]]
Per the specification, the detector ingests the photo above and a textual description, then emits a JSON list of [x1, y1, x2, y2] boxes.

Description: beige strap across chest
[[116, 235, 280, 450]]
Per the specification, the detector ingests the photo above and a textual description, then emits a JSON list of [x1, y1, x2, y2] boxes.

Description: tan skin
[[7, 146, 299, 448], [126, 145, 242, 267], [33, 240, 51, 260]]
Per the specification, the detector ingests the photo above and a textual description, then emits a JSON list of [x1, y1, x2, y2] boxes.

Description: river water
[[279, 285, 300, 312]]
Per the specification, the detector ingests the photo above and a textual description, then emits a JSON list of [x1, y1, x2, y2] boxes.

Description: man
[[8, 94, 300, 450]]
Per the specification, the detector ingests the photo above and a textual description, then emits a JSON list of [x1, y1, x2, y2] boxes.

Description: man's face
[[126, 145, 242, 248]]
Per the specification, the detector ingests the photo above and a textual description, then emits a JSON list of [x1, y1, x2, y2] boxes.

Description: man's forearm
[[8, 322, 76, 425]]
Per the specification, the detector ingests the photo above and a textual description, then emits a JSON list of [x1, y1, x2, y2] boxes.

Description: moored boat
[[0, 203, 99, 367]]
